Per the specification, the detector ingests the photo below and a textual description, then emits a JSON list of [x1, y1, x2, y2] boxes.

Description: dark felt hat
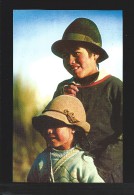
[[51, 18, 108, 63]]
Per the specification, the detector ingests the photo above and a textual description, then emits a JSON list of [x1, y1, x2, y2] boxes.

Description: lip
[[71, 65, 81, 72], [48, 135, 56, 140]]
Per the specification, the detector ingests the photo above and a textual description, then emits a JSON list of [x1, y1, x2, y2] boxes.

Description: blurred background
[[13, 10, 123, 182]]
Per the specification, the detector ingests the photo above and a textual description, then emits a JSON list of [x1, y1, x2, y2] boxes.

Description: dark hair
[[73, 126, 90, 151]]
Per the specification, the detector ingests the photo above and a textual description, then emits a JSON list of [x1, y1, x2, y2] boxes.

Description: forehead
[[63, 45, 87, 53]]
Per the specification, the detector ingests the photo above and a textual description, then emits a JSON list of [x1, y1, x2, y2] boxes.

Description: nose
[[69, 54, 76, 65], [47, 128, 53, 134], [64, 54, 75, 65]]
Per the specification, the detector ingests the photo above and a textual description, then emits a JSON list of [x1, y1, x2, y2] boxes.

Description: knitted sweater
[[27, 147, 104, 183]]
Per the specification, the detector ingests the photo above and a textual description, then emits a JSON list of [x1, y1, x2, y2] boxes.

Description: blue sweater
[[27, 147, 104, 183]]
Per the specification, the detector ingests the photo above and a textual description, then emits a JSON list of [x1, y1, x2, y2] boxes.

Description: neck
[[74, 71, 99, 85]]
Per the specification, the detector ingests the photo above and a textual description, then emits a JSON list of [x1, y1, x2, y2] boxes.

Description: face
[[42, 125, 75, 150], [62, 46, 99, 78]]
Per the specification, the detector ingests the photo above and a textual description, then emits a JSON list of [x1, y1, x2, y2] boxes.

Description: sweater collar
[[70, 68, 110, 86], [50, 147, 76, 158]]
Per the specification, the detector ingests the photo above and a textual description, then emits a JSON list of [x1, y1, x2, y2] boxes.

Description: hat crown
[[62, 18, 102, 46], [45, 95, 86, 122], [33, 95, 90, 133], [51, 17, 108, 63]]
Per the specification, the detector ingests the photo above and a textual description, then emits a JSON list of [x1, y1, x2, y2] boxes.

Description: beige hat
[[32, 95, 90, 133]]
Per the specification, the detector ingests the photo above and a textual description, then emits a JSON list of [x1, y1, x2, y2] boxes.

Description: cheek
[[80, 56, 93, 70], [58, 132, 69, 141], [56, 129, 70, 141], [80, 55, 90, 64]]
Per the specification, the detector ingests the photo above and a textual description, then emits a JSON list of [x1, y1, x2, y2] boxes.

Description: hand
[[63, 84, 79, 96]]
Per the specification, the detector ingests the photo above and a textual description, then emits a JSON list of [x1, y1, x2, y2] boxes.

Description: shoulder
[[109, 75, 123, 85], [77, 151, 95, 164], [32, 149, 48, 164], [108, 76, 123, 94], [95, 69, 122, 89]]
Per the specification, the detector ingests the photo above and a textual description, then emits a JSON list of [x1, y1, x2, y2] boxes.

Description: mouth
[[47, 137, 57, 144], [46, 135, 56, 140], [49, 136, 56, 139], [71, 65, 81, 72]]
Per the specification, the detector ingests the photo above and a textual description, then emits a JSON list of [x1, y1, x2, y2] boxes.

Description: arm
[[80, 155, 105, 183], [95, 78, 123, 182], [27, 151, 49, 182], [27, 159, 40, 182], [53, 78, 77, 98]]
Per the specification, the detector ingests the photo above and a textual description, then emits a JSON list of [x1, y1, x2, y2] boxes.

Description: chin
[[75, 75, 85, 79]]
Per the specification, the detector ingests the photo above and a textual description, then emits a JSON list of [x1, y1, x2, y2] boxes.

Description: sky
[[13, 10, 123, 109]]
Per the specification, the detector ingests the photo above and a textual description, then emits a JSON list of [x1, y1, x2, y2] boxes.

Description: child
[[27, 95, 104, 183], [51, 17, 123, 183]]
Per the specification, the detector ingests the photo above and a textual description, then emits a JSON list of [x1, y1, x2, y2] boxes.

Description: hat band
[[63, 33, 101, 47], [44, 109, 80, 123]]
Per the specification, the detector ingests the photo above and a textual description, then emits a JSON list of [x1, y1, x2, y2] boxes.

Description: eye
[[76, 52, 80, 56], [73, 51, 80, 57], [62, 50, 80, 59]]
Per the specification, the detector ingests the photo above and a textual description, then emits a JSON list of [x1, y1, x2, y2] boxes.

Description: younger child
[[27, 95, 104, 183]]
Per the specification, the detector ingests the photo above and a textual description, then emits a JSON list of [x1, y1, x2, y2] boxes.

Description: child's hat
[[51, 17, 108, 63], [32, 95, 90, 133]]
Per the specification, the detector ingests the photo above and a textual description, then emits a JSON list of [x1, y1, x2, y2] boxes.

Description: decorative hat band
[[43, 109, 80, 123], [63, 33, 101, 47]]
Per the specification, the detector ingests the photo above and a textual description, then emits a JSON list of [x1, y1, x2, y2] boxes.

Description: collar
[[70, 68, 110, 87]]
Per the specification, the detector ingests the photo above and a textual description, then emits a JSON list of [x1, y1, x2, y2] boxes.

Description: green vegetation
[[13, 76, 49, 182]]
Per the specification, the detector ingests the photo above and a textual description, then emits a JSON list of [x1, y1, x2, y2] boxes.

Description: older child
[[51, 17, 123, 183], [27, 95, 104, 183]]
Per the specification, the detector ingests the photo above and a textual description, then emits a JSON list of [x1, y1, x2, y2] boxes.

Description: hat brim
[[51, 40, 108, 63], [32, 111, 90, 133]]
